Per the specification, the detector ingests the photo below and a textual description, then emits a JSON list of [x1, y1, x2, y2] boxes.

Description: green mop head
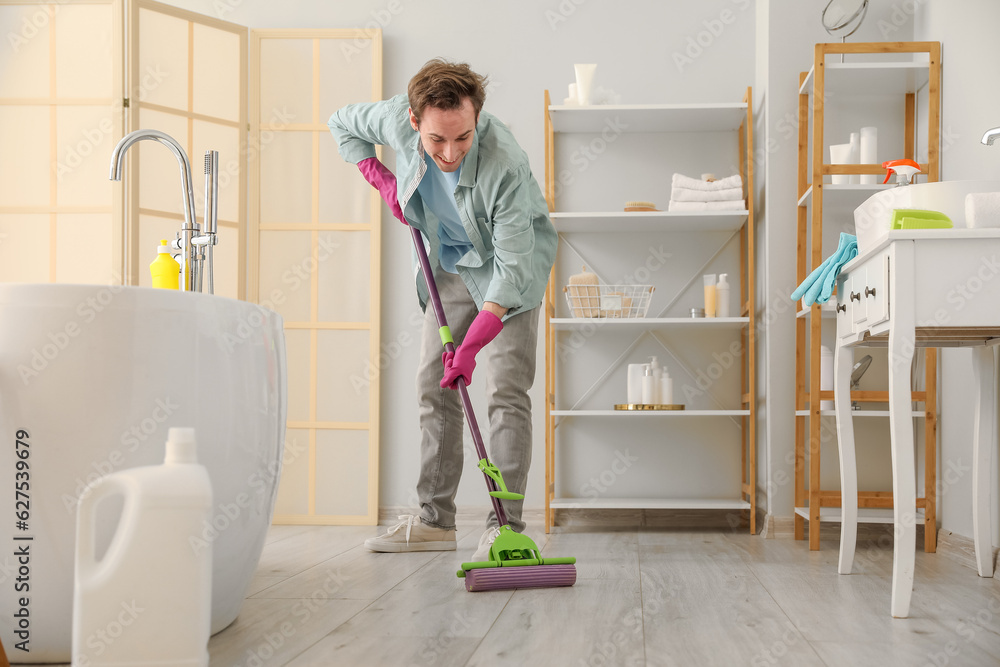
[[457, 526, 577, 592]]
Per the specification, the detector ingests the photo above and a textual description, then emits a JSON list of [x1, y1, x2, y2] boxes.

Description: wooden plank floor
[[36, 522, 1000, 666]]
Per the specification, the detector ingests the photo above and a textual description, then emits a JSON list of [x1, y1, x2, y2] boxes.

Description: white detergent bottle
[[72, 427, 213, 667]]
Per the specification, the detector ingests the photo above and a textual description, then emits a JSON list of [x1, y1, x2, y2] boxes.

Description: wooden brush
[[566, 265, 600, 317]]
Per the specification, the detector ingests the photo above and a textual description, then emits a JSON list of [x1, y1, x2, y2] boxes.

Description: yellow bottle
[[150, 239, 180, 290]]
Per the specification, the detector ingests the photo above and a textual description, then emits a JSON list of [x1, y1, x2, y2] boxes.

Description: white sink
[[0, 285, 286, 661], [854, 180, 1000, 253]]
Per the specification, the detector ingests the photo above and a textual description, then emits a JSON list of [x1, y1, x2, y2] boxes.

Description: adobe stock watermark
[[877, 0, 928, 39], [232, 567, 352, 667], [579, 449, 638, 500], [235, 106, 297, 192], [557, 245, 671, 362], [189, 435, 307, 555], [890, 252, 1000, 371], [61, 396, 181, 513], [749, 621, 801, 667], [672, 0, 752, 73], [224, 231, 338, 354], [340, 0, 411, 63], [924, 593, 1000, 666], [17, 280, 125, 386], [72, 600, 145, 666], [350, 309, 423, 395], [6, 0, 72, 53], [56, 65, 169, 182], [552, 116, 629, 201], [576, 569, 678, 666], [544, 0, 589, 32], [418, 610, 473, 663], [680, 339, 743, 403]]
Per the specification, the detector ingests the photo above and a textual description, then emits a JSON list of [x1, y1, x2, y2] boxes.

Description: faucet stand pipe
[[109, 130, 200, 291]]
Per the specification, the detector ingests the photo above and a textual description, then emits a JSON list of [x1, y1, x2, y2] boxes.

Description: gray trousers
[[415, 268, 539, 533]]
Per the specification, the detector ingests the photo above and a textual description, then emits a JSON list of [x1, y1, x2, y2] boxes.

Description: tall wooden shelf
[[543, 89, 757, 534], [794, 42, 941, 551]]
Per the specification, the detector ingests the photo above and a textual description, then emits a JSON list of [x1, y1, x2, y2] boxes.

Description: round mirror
[[822, 0, 869, 38]]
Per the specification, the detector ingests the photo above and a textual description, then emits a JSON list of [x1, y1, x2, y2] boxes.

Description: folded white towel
[[668, 199, 746, 212], [672, 173, 743, 191], [965, 192, 1000, 229], [671, 185, 744, 202]]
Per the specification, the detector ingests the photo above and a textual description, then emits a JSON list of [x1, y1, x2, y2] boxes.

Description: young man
[[328, 60, 556, 560]]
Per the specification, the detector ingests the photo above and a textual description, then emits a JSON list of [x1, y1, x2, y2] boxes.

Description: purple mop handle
[[408, 226, 509, 528]]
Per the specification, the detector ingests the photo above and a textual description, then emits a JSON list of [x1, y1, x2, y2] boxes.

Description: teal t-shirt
[[417, 153, 474, 273]]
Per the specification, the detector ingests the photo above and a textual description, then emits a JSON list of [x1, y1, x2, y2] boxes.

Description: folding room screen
[[249, 29, 383, 525], [0, 0, 123, 284], [0, 3, 383, 525]]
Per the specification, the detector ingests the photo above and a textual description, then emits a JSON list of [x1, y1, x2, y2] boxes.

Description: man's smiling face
[[410, 98, 477, 173]]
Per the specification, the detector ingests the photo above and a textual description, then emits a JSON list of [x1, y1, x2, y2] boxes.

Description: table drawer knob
[[850, 291, 861, 302], [865, 286, 877, 298], [837, 303, 846, 313]]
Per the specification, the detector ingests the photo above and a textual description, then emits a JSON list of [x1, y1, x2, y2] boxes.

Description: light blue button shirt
[[417, 154, 473, 274], [328, 94, 556, 321]]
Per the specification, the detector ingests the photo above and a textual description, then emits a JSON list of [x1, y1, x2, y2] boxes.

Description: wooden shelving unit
[[543, 89, 757, 533], [794, 42, 941, 551]]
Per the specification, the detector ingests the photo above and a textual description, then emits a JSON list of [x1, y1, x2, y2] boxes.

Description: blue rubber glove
[[791, 233, 858, 306]]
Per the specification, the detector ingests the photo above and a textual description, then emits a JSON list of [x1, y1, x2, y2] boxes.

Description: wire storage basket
[[563, 284, 654, 319]]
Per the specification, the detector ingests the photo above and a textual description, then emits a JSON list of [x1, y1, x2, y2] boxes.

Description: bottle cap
[[719, 273, 728, 283], [165, 427, 198, 464], [157, 239, 173, 254]]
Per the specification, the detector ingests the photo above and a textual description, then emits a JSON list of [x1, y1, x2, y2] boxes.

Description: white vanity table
[[834, 229, 1000, 618]]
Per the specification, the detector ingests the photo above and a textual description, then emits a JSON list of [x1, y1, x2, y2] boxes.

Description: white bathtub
[[0, 284, 286, 662]]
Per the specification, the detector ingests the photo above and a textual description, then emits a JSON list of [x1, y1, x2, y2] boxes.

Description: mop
[[408, 225, 577, 592]]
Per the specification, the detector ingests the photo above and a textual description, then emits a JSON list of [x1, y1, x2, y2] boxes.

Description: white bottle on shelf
[[660, 369, 674, 406], [642, 366, 656, 405], [716, 273, 731, 318], [649, 356, 662, 404], [627, 363, 648, 404]]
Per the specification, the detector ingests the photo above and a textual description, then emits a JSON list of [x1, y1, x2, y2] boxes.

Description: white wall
[[757, 0, 917, 523], [162, 0, 757, 518], [914, 0, 1000, 543], [159, 0, 998, 540]]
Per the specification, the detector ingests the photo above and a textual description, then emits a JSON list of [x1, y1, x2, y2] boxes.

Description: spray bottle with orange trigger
[[882, 159, 922, 187]]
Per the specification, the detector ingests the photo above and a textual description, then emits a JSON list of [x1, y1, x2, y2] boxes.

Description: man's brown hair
[[407, 59, 488, 125]]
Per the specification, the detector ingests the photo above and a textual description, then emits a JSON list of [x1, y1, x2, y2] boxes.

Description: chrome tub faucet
[[109, 129, 219, 293]]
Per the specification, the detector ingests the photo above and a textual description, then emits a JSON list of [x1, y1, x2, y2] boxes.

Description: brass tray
[[613, 404, 685, 411]]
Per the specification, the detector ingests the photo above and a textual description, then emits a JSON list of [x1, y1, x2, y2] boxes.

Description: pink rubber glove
[[358, 157, 406, 225], [440, 310, 504, 389]]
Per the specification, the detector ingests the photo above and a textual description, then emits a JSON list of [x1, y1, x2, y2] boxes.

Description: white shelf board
[[551, 317, 749, 330], [551, 211, 747, 233], [799, 62, 930, 96], [795, 301, 838, 319], [552, 497, 751, 510], [794, 506, 926, 524], [795, 410, 925, 418], [548, 103, 748, 133], [797, 184, 893, 208], [551, 409, 749, 417]]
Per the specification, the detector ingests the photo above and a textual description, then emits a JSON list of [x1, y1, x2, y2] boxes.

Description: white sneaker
[[364, 515, 456, 553], [470, 526, 502, 562]]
